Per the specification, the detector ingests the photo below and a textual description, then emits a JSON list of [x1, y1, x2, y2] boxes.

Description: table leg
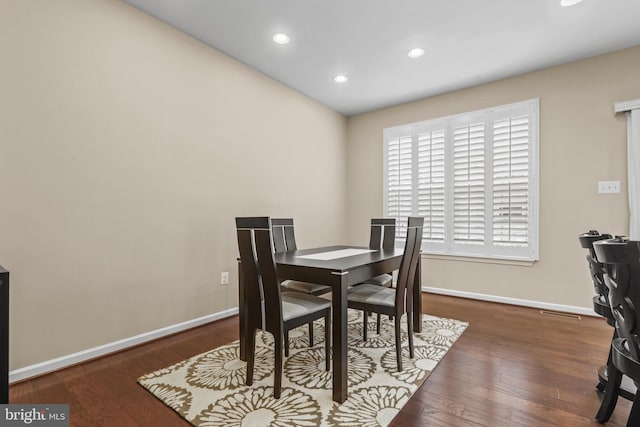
[[238, 259, 247, 361], [332, 272, 348, 403], [412, 253, 422, 333]]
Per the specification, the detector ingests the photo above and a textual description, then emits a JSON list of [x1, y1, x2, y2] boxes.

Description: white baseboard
[[9, 307, 238, 383], [9, 288, 594, 383], [422, 286, 595, 317]]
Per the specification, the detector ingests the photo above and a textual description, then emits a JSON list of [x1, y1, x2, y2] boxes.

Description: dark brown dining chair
[[352, 218, 397, 325], [272, 218, 331, 353], [594, 237, 640, 426], [236, 217, 331, 399], [272, 218, 332, 296], [347, 216, 423, 371], [355, 218, 396, 288], [578, 230, 619, 394]]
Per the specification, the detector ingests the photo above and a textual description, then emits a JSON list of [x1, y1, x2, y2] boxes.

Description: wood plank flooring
[[10, 293, 632, 426]]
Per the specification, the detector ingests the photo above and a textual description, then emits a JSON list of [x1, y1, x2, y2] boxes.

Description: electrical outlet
[[598, 181, 621, 194], [220, 272, 229, 286]]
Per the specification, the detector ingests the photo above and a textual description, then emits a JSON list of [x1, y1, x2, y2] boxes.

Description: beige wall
[[347, 45, 640, 310], [0, 0, 347, 369]]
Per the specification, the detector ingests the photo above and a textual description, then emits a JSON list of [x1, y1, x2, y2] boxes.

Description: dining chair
[[593, 237, 640, 426], [236, 217, 331, 399], [355, 218, 397, 288], [272, 218, 332, 296], [347, 216, 423, 371], [351, 218, 397, 326], [578, 230, 618, 394], [272, 218, 331, 353]]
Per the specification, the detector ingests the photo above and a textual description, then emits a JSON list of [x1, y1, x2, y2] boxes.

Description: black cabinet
[[0, 265, 7, 403]]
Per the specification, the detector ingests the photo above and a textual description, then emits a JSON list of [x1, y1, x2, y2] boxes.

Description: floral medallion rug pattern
[[138, 310, 468, 426]]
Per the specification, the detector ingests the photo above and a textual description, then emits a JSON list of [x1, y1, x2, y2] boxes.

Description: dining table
[[237, 245, 422, 403]]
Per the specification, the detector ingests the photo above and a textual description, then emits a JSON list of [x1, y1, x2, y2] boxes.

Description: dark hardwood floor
[[10, 293, 631, 426]]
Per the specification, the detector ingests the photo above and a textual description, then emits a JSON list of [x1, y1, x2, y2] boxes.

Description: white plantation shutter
[[453, 122, 485, 245], [493, 115, 530, 247], [418, 129, 446, 244], [386, 132, 413, 240], [384, 99, 538, 261]]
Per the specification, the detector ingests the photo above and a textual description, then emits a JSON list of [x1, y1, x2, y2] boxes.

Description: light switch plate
[[598, 181, 621, 194]]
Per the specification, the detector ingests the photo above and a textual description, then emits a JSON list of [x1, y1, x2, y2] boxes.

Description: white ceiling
[[124, 0, 640, 116]]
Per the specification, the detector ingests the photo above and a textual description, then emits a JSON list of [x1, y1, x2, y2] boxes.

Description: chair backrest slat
[[284, 226, 297, 251], [395, 217, 424, 309], [253, 226, 284, 334]]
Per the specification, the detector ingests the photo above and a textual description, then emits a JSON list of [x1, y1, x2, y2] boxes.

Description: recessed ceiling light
[[408, 48, 425, 58], [560, 0, 584, 6], [272, 33, 290, 44], [334, 75, 348, 83]]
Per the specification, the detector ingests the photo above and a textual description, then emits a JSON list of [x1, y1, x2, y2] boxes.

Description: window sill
[[422, 253, 536, 267]]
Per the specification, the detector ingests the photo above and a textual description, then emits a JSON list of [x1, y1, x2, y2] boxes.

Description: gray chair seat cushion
[[347, 284, 395, 308], [281, 279, 331, 294], [281, 292, 331, 322], [358, 273, 392, 287]]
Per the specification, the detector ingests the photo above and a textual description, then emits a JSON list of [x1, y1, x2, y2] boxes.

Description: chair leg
[[308, 321, 314, 347], [324, 314, 331, 371], [597, 328, 616, 393], [407, 311, 414, 359], [627, 391, 640, 427], [596, 362, 623, 423], [245, 328, 257, 386], [395, 315, 403, 371], [284, 331, 290, 357], [274, 334, 283, 399], [363, 311, 368, 341], [376, 313, 382, 334]]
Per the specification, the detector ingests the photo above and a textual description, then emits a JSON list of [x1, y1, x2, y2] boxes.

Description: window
[[384, 99, 538, 261]]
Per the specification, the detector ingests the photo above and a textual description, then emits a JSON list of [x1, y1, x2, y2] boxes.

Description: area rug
[[138, 310, 467, 426]]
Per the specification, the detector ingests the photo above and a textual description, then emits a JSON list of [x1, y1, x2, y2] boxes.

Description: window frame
[[383, 99, 539, 262]]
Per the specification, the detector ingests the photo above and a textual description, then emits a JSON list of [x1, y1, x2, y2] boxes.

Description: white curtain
[[628, 108, 640, 239]]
